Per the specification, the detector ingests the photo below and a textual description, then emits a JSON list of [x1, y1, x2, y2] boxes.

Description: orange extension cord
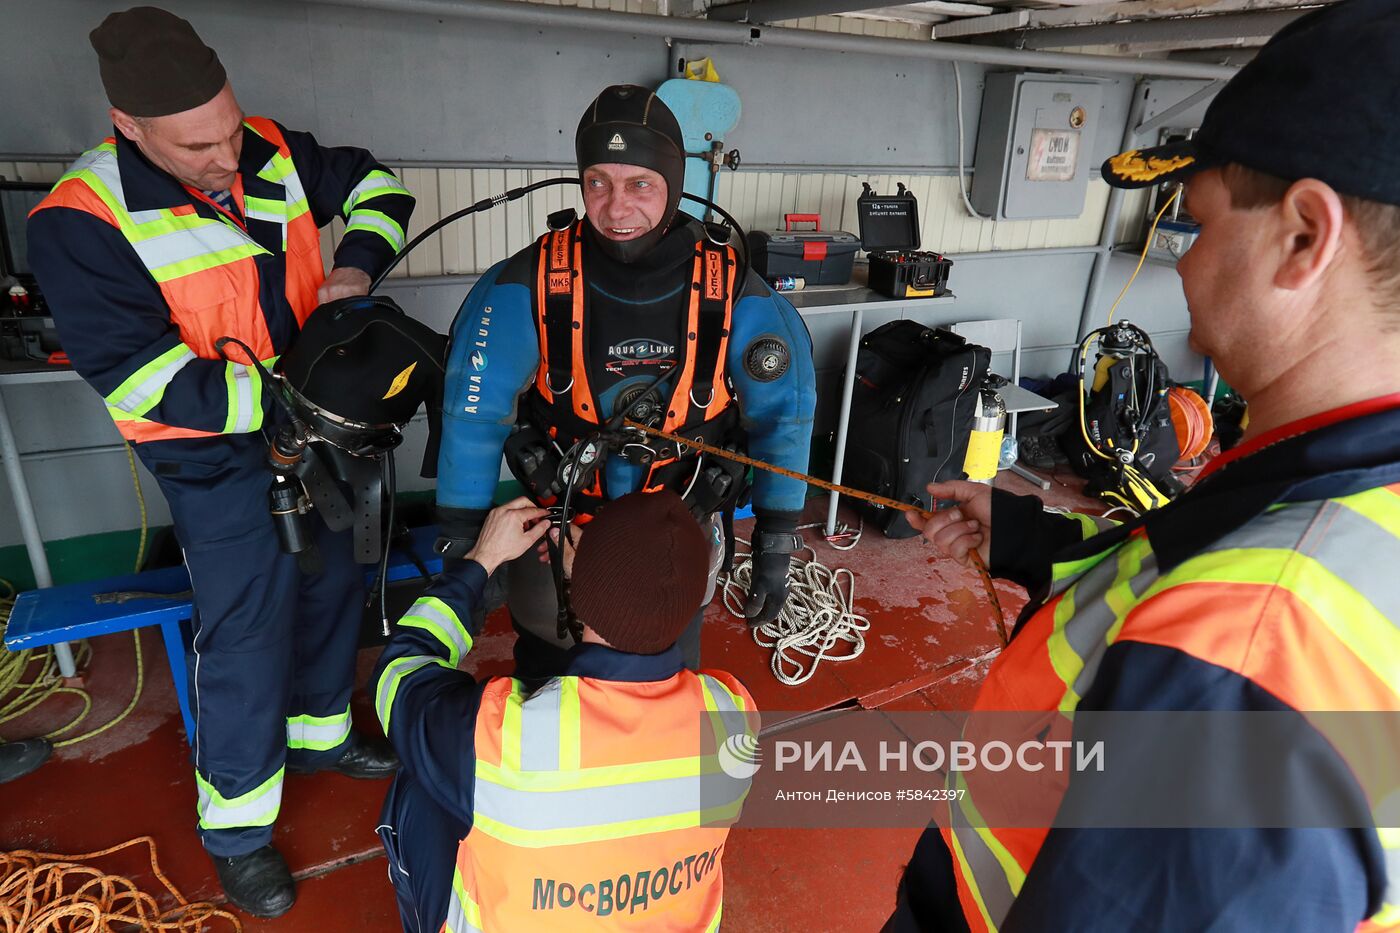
[[0, 836, 241, 932]]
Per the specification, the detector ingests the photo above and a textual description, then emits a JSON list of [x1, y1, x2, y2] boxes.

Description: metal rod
[[0, 386, 77, 676], [300, 0, 1239, 79], [825, 306, 864, 537]]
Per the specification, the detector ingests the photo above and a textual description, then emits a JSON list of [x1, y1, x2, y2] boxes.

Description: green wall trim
[[0, 481, 531, 593]]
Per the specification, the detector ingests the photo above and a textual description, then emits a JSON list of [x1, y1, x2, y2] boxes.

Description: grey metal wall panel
[[4, 0, 665, 161]]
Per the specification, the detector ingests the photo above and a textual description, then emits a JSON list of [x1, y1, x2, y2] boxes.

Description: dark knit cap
[[570, 491, 710, 655], [90, 7, 227, 117]]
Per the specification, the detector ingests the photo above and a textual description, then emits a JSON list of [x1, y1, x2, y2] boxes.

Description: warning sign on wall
[[1026, 129, 1081, 183]]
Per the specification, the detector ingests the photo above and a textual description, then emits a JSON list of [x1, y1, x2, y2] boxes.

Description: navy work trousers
[[139, 434, 365, 857]]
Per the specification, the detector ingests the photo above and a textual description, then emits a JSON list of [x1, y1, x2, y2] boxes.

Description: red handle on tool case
[[784, 213, 821, 231]]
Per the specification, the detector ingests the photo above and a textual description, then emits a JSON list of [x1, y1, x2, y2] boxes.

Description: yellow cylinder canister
[[962, 383, 1007, 483]]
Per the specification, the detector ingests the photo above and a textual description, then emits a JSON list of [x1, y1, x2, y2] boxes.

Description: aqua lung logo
[[718, 733, 762, 779], [607, 133, 627, 152], [463, 309, 491, 415], [608, 339, 676, 360]]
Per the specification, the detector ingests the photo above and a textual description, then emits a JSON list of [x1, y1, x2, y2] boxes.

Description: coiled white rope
[[721, 532, 870, 686]]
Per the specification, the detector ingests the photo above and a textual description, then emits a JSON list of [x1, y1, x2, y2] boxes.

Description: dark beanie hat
[[569, 491, 710, 655], [91, 7, 227, 117]]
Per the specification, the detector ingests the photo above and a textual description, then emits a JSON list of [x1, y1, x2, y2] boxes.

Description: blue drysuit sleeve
[[436, 263, 541, 511], [371, 561, 491, 824], [727, 287, 817, 515]]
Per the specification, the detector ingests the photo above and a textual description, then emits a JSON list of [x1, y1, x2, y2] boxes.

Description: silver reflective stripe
[[375, 655, 447, 731], [403, 598, 470, 664], [129, 220, 258, 272], [443, 893, 483, 933], [128, 208, 169, 226], [1202, 500, 1323, 555], [1066, 547, 1159, 699], [699, 674, 741, 715], [346, 211, 405, 249], [520, 679, 562, 772], [229, 364, 255, 433], [474, 770, 736, 831], [1305, 500, 1400, 622], [287, 709, 352, 750], [281, 165, 308, 209], [196, 771, 284, 829], [111, 347, 196, 413], [71, 147, 124, 197], [345, 172, 406, 211], [950, 815, 1017, 929]]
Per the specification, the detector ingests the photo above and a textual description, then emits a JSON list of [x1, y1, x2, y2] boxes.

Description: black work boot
[[212, 845, 296, 918], [289, 732, 400, 780], [0, 738, 52, 783]]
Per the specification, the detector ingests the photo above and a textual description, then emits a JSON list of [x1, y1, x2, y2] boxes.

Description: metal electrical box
[[970, 73, 1104, 221]]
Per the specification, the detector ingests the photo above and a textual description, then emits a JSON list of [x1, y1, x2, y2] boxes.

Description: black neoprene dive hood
[[575, 85, 687, 263]]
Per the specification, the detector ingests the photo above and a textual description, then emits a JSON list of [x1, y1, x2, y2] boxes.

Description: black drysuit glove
[[743, 515, 801, 625], [434, 505, 490, 561]]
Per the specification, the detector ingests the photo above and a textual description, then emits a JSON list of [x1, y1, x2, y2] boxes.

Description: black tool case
[[856, 183, 953, 299], [748, 213, 859, 285]]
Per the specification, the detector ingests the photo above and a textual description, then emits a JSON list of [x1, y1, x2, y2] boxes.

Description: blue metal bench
[[4, 526, 443, 736]]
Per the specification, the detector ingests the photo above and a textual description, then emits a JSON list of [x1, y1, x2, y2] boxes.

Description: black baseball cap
[[1102, 0, 1400, 208]]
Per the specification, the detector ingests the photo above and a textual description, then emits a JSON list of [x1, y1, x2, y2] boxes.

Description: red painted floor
[[0, 469, 1103, 931]]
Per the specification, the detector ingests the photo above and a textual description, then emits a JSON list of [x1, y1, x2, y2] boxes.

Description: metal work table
[[0, 360, 85, 675]]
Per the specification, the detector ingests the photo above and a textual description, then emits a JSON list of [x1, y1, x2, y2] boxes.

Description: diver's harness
[[508, 208, 755, 640]]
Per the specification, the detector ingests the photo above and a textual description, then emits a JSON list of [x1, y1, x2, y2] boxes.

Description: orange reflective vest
[[945, 491, 1400, 932], [440, 669, 755, 932], [526, 221, 740, 501], [36, 117, 324, 444]]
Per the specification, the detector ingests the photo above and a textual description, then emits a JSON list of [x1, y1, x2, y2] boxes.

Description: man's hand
[[542, 523, 582, 577], [316, 266, 372, 305], [906, 480, 992, 567], [465, 497, 550, 576]]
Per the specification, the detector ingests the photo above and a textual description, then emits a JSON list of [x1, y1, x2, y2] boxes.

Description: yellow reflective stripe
[[1370, 902, 1400, 926], [1069, 512, 1115, 540], [243, 194, 287, 224], [149, 240, 265, 283], [1046, 585, 1084, 712], [287, 704, 352, 751], [443, 868, 484, 933], [558, 678, 581, 772], [399, 595, 473, 666], [1338, 487, 1400, 539], [1050, 550, 1111, 587], [345, 208, 405, 251], [375, 655, 454, 733], [956, 771, 1028, 890], [946, 823, 997, 933], [469, 799, 743, 849], [476, 754, 710, 791], [499, 680, 526, 771], [104, 344, 195, 416], [221, 362, 264, 434], [1144, 547, 1400, 693], [705, 902, 723, 933], [342, 169, 411, 215], [195, 767, 284, 829]]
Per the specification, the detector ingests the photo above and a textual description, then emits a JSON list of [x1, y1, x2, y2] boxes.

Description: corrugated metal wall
[[6, 159, 1121, 274]]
